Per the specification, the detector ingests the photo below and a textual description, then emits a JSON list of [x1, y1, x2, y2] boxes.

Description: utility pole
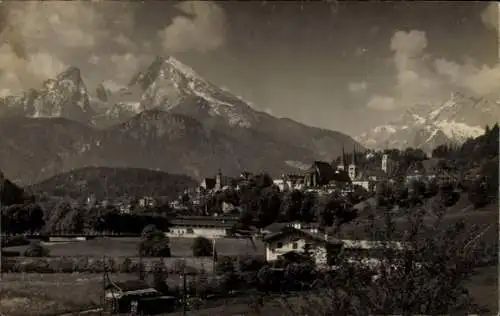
[[212, 238, 216, 275], [182, 265, 187, 316], [0, 171, 4, 280]]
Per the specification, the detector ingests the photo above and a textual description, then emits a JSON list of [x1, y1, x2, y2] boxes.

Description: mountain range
[[0, 56, 360, 185], [356, 92, 500, 152]]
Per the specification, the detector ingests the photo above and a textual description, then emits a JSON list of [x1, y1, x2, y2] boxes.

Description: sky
[[0, 1, 498, 136]]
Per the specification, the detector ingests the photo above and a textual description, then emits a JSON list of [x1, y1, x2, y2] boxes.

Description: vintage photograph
[[0, 1, 498, 315]]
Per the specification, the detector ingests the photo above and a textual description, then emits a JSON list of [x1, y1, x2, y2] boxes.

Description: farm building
[[262, 226, 342, 266], [262, 225, 409, 268], [104, 280, 176, 314], [168, 215, 239, 238]]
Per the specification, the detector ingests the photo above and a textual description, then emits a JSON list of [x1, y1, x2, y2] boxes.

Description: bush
[[4, 235, 30, 247], [138, 225, 171, 257], [119, 257, 133, 273], [275, 206, 489, 315], [238, 255, 266, 272], [191, 237, 213, 257], [23, 242, 50, 257], [73, 257, 90, 272]]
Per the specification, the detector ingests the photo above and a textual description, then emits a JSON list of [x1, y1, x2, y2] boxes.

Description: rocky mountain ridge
[[0, 57, 360, 184], [356, 92, 500, 152]]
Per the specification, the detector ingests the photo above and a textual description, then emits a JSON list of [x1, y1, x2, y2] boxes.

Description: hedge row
[[0, 256, 211, 274]]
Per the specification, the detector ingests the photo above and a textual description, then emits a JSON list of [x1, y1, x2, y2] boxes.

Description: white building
[[262, 224, 341, 266], [262, 225, 408, 268], [167, 215, 239, 239]]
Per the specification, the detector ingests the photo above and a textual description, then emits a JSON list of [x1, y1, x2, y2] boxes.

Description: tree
[[281, 190, 303, 222], [315, 193, 356, 230], [276, 205, 489, 315], [150, 260, 169, 294], [24, 241, 50, 257], [256, 186, 282, 228], [467, 177, 489, 209], [191, 236, 213, 257], [138, 225, 171, 257], [215, 256, 240, 293]]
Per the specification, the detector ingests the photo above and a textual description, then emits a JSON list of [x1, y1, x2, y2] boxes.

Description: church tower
[[348, 146, 357, 180], [215, 169, 222, 190], [338, 145, 346, 171], [381, 154, 388, 173]]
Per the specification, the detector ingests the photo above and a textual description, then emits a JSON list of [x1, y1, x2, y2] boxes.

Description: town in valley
[[0, 1, 499, 316]]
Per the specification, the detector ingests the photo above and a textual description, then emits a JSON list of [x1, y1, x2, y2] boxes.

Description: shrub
[[23, 242, 50, 257], [87, 258, 105, 273], [73, 257, 90, 272], [191, 237, 213, 257], [119, 257, 133, 273], [138, 225, 171, 257], [4, 235, 30, 247], [170, 259, 187, 274], [238, 255, 266, 272]]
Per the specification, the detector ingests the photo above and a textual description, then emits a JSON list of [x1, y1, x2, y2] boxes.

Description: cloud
[[481, 2, 498, 30], [109, 53, 144, 81], [367, 27, 500, 111], [114, 33, 137, 50], [367, 96, 396, 111], [348, 81, 367, 93], [6, 2, 107, 48], [0, 1, 141, 95], [434, 58, 500, 97], [0, 44, 68, 94], [158, 1, 227, 53]]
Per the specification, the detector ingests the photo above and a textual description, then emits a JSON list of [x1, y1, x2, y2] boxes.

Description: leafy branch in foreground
[[275, 201, 492, 315]]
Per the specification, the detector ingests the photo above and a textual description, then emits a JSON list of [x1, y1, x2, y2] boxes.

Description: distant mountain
[[28, 166, 197, 201], [100, 56, 359, 162], [0, 116, 96, 184], [0, 67, 95, 125], [0, 57, 362, 184], [357, 92, 500, 152]]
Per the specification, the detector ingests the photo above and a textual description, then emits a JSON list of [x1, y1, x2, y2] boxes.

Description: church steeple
[[338, 145, 346, 170], [348, 145, 357, 180]]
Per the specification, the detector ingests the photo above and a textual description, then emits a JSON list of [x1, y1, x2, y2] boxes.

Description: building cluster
[[84, 194, 159, 213], [195, 146, 392, 198]]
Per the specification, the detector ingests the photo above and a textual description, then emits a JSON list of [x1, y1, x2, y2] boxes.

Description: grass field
[[0, 265, 497, 316], [5, 236, 266, 258]]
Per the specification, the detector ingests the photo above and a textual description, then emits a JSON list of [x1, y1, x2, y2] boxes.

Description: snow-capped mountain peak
[[106, 56, 256, 128], [0, 66, 94, 124], [357, 91, 499, 152]]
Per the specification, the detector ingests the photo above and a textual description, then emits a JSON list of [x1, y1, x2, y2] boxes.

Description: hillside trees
[[1, 203, 44, 234], [276, 201, 491, 315], [314, 193, 356, 229], [239, 173, 282, 228], [280, 189, 304, 222]]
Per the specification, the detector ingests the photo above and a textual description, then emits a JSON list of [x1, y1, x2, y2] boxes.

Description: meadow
[[5, 236, 266, 258]]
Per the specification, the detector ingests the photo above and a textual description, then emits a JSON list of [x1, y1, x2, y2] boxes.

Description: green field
[[6, 236, 266, 258]]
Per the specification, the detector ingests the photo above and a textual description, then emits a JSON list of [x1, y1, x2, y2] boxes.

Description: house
[[168, 215, 239, 238], [263, 223, 410, 269], [304, 161, 338, 187], [273, 173, 306, 191], [104, 280, 176, 314], [138, 196, 156, 208], [262, 226, 342, 266], [200, 177, 216, 190]]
